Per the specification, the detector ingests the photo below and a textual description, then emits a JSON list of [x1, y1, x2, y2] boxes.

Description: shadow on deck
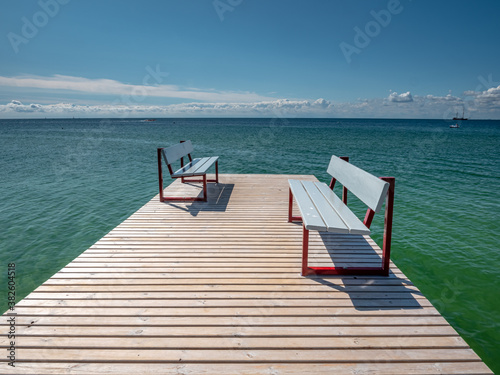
[[162, 182, 235, 216]]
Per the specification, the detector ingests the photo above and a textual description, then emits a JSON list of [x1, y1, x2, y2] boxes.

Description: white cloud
[[388, 91, 413, 103], [2, 79, 500, 119], [464, 85, 500, 109], [0, 99, 335, 118], [0, 74, 275, 103]]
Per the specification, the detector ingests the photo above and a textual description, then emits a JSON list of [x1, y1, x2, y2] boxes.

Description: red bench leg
[[203, 174, 207, 201], [301, 226, 309, 276], [381, 177, 395, 276], [157, 148, 164, 202], [215, 160, 219, 183]]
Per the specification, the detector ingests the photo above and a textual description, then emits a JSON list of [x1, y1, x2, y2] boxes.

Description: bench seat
[[172, 156, 219, 178], [157, 141, 219, 202], [288, 155, 395, 276], [288, 179, 370, 235]]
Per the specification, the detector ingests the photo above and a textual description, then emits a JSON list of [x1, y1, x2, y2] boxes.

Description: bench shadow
[[316, 232, 385, 269], [304, 232, 423, 311], [163, 183, 235, 216], [308, 275, 424, 311]]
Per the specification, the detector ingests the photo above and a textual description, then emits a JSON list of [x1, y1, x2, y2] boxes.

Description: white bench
[[288, 155, 395, 276], [157, 140, 219, 202]]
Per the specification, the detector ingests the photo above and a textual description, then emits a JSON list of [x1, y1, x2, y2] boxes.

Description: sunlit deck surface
[[1, 174, 492, 374]]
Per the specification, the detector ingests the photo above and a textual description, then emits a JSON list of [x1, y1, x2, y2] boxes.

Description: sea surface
[[0, 118, 499, 371]]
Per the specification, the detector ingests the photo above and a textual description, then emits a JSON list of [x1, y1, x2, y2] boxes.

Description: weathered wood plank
[[37, 275, 413, 290], [16, 298, 431, 308], [30, 283, 421, 298], [0, 336, 469, 349], [10, 306, 440, 317], [0, 362, 491, 375], [23, 291, 425, 299], [2, 325, 460, 338], [7, 315, 450, 326], [3, 324, 459, 337], [0, 348, 483, 362]]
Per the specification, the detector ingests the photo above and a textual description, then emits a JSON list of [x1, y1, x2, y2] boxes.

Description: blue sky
[[1, 0, 500, 118]]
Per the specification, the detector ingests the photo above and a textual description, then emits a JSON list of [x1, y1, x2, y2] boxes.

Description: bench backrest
[[161, 140, 194, 165], [327, 155, 389, 213]]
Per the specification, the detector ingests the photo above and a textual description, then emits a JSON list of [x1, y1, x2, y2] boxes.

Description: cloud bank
[[0, 98, 335, 118], [464, 85, 500, 109], [0, 74, 274, 103], [1, 72, 500, 119]]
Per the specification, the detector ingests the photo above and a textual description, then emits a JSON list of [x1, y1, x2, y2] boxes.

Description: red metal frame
[[290, 157, 395, 277], [157, 146, 219, 202], [302, 226, 309, 276], [363, 209, 376, 228], [380, 177, 395, 274]]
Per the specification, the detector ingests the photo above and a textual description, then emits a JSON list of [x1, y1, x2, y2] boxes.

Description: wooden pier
[[1, 174, 492, 374]]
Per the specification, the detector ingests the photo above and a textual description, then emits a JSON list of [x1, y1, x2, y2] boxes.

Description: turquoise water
[[1, 118, 499, 371]]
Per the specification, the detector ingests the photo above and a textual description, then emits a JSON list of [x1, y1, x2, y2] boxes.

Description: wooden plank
[[0, 336, 469, 349], [9, 322, 457, 334], [39, 277, 415, 286], [23, 291, 425, 299], [31, 283, 422, 292], [326, 155, 389, 212], [61, 261, 387, 268], [17, 297, 431, 308], [0, 348, 483, 362], [55, 267, 303, 273], [0, 362, 491, 375], [74, 254, 382, 259], [11, 306, 439, 317], [47, 272, 407, 279], [5, 324, 458, 337], [8, 315, 450, 326]]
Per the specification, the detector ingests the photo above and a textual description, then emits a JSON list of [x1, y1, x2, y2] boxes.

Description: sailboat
[[452, 109, 468, 120]]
